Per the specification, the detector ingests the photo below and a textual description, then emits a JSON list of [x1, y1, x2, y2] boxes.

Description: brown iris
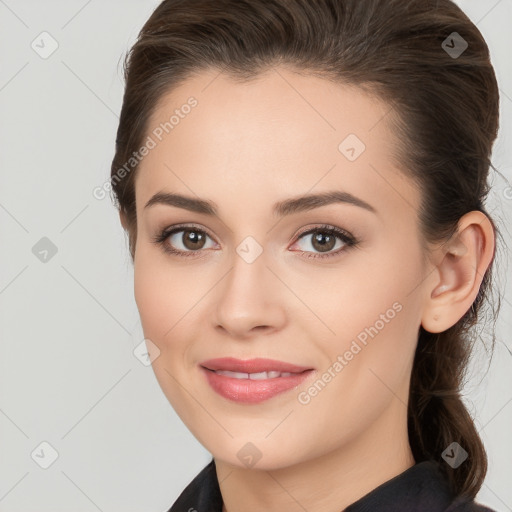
[[310, 231, 336, 253], [182, 229, 207, 250]]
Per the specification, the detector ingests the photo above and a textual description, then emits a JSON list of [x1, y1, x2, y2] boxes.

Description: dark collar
[[167, 457, 493, 512]]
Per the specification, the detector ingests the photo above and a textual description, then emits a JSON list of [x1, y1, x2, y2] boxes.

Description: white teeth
[[213, 370, 295, 379], [248, 371, 269, 380], [215, 370, 249, 379]]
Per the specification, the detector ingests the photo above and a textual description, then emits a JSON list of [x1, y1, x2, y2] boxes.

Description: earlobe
[[421, 211, 494, 333]]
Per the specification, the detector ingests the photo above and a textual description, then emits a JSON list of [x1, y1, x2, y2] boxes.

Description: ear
[[421, 211, 495, 333]]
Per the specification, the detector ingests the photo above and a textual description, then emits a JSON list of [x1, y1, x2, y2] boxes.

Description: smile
[[199, 359, 315, 404]]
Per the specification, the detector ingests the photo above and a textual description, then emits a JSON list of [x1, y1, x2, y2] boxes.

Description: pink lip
[[199, 357, 315, 404]]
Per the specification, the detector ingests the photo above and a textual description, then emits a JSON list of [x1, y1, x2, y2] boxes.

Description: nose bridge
[[221, 235, 271, 307], [213, 234, 286, 336]]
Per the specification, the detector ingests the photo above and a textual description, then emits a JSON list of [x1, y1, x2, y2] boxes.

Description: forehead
[[135, 66, 420, 222]]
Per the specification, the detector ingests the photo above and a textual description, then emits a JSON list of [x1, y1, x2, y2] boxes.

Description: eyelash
[[152, 223, 358, 260]]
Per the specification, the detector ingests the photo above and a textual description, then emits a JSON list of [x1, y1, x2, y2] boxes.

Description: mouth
[[204, 369, 298, 379], [199, 357, 315, 404], [200, 357, 313, 374]]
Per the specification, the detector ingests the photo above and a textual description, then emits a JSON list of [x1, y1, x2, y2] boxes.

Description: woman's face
[[132, 67, 431, 469]]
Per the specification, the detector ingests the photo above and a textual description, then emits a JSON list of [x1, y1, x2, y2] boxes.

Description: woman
[[110, 0, 501, 510]]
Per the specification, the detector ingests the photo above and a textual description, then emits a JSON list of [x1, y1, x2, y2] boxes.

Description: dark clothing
[[167, 457, 496, 511]]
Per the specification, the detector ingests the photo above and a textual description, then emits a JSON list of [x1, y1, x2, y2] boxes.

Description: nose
[[213, 246, 287, 339]]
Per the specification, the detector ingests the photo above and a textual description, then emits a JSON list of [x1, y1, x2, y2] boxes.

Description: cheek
[[303, 240, 425, 400], [297, 242, 423, 344], [134, 257, 164, 340], [293, 256, 423, 449], [133, 247, 193, 346], [133, 248, 218, 440]]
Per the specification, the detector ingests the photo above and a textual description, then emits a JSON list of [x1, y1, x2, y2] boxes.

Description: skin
[[121, 66, 495, 512]]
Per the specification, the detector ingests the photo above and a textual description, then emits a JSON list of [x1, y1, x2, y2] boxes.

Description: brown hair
[[110, 0, 500, 500]]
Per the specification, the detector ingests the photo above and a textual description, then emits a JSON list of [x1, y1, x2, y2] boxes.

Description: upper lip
[[200, 357, 313, 374]]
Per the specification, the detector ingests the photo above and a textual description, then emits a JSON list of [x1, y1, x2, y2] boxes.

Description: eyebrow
[[144, 190, 376, 216]]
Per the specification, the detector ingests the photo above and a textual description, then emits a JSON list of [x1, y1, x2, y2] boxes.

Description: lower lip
[[200, 366, 314, 404]]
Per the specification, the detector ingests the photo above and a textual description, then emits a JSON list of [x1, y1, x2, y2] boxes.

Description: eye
[[153, 224, 217, 257], [153, 223, 358, 260], [290, 224, 357, 259]]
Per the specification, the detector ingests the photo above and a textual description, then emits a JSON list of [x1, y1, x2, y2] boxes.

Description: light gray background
[[0, 1, 511, 511]]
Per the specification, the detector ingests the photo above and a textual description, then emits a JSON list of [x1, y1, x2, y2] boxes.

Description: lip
[[199, 357, 315, 404]]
